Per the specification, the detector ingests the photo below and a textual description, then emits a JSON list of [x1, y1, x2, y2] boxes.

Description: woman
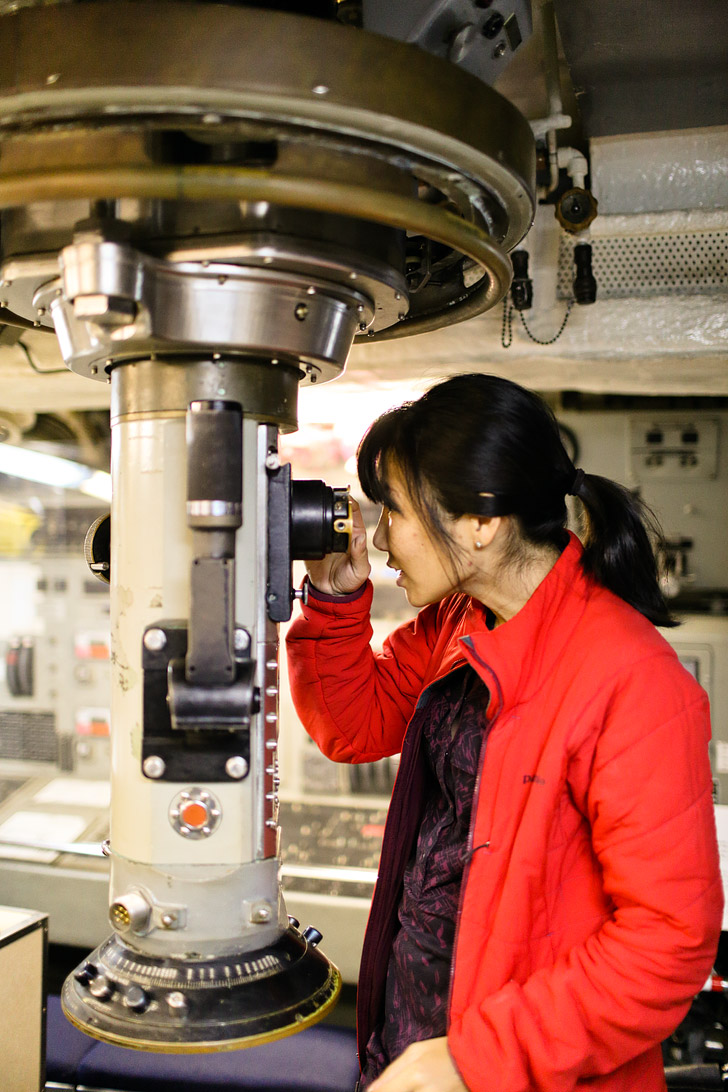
[[286, 374, 722, 1092]]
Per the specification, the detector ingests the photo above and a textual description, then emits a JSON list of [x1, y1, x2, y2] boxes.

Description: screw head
[[144, 628, 167, 652], [143, 755, 166, 779], [225, 755, 249, 780]]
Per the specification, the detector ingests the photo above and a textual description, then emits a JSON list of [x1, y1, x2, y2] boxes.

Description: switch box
[[630, 417, 720, 481]]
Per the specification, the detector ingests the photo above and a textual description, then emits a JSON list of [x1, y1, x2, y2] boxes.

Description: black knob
[[573, 244, 597, 305], [482, 11, 504, 38], [74, 961, 98, 986], [510, 250, 533, 311], [302, 926, 323, 948]]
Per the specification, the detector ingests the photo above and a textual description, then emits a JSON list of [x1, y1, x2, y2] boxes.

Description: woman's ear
[[470, 515, 501, 551]]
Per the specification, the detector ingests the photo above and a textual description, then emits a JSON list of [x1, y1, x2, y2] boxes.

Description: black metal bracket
[[141, 622, 257, 782]]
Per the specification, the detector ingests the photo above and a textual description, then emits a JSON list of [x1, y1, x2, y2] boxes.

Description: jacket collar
[[460, 532, 591, 718]]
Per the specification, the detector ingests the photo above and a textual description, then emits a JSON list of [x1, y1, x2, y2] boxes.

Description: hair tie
[[568, 468, 586, 496]]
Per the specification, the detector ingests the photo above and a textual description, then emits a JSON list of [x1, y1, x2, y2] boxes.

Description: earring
[[475, 540, 484, 550]]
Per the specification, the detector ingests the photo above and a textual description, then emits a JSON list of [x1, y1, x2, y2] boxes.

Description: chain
[[501, 298, 574, 348]]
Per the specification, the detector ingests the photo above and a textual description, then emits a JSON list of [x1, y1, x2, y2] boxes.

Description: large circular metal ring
[[1, 167, 513, 336], [0, 2, 534, 337]]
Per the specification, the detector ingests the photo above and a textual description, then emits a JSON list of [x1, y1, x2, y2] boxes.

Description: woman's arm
[[286, 580, 441, 763]]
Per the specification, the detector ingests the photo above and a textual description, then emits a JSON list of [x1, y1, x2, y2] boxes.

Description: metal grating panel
[[557, 231, 728, 299], [0, 710, 57, 762]]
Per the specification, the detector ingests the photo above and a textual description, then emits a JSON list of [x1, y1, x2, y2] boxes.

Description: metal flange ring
[[0, 166, 513, 337]]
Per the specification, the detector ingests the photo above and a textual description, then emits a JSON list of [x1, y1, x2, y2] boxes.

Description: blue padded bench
[[46, 995, 359, 1092]]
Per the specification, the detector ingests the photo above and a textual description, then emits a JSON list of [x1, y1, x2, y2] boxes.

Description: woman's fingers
[[367, 1039, 469, 1092], [304, 498, 371, 595]]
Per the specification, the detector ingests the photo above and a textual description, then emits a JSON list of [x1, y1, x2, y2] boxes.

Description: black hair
[[357, 373, 675, 627]]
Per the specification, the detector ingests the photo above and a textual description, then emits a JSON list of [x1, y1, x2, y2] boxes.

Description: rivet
[[225, 755, 249, 780], [143, 755, 166, 779], [312, 84, 329, 96], [144, 628, 167, 651]]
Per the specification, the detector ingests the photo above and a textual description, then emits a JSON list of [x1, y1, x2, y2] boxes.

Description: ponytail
[[571, 472, 676, 627]]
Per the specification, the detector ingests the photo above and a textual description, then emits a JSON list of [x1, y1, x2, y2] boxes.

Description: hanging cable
[[17, 339, 67, 375]]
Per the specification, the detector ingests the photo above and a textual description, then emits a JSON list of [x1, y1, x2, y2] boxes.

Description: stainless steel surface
[[33, 241, 373, 382], [111, 358, 301, 431]]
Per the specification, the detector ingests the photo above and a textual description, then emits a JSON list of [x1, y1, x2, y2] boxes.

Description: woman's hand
[[368, 1038, 469, 1092], [304, 498, 371, 595]]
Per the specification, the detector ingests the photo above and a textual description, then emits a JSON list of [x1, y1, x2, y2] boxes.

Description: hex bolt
[[225, 755, 249, 780], [144, 628, 167, 652], [143, 755, 166, 779], [166, 991, 189, 1015]]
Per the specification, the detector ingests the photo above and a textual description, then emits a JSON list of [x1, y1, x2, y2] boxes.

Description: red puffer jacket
[[286, 534, 723, 1092]]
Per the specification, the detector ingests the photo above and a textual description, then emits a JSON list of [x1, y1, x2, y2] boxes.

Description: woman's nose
[[372, 509, 388, 552]]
